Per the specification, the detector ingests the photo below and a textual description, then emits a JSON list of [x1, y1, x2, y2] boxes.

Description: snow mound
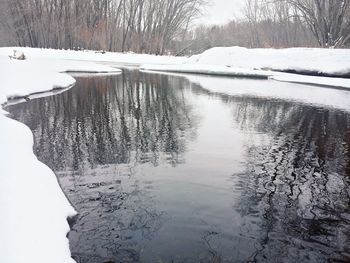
[[141, 46, 350, 89], [190, 46, 350, 77]]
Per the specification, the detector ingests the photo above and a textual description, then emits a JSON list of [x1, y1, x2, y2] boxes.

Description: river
[[6, 70, 350, 262]]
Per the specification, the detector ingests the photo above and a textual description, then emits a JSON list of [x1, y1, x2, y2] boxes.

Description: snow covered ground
[[189, 46, 350, 77], [2, 46, 349, 89], [0, 53, 120, 263], [0, 56, 120, 101], [0, 47, 187, 66], [142, 46, 350, 89]]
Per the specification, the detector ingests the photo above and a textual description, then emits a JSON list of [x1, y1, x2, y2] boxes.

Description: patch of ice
[[141, 63, 271, 78]]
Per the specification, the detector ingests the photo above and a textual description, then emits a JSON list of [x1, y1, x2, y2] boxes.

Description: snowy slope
[[142, 46, 350, 89], [189, 46, 350, 77]]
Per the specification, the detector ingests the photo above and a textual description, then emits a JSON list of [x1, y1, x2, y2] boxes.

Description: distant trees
[[242, 0, 350, 48], [183, 0, 316, 52], [0, 0, 349, 53], [0, 0, 205, 54], [243, 0, 315, 47], [183, 0, 350, 52]]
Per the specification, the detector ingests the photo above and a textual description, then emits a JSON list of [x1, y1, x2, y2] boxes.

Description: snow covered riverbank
[[2, 46, 349, 89], [0, 54, 120, 263], [141, 46, 350, 89], [0, 56, 120, 101], [140, 63, 272, 78], [189, 46, 350, 78]]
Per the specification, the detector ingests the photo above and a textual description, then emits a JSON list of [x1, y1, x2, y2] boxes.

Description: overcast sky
[[196, 0, 245, 25]]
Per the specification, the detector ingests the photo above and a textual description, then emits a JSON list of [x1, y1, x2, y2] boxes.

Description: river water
[[6, 70, 350, 262]]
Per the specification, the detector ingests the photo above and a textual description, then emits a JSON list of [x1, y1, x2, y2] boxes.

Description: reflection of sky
[[184, 75, 350, 113], [196, 0, 245, 25]]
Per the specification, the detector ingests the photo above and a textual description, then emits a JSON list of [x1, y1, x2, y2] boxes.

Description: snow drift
[[189, 46, 350, 77], [142, 46, 350, 89]]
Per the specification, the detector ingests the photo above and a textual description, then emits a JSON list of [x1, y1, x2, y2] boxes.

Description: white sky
[[196, 0, 245, 25]]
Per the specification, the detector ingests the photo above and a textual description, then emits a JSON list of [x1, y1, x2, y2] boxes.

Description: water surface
[[7, 71, 350, 262]]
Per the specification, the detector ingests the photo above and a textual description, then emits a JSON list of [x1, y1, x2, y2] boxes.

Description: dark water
[[6, 71, 350, 263]]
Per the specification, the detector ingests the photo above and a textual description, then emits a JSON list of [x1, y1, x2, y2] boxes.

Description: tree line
[[0, 0, 349, 54], [185, 0, 350, 53], [0, 0, 205, 54]]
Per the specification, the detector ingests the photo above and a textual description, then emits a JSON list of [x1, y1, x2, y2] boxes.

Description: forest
[[0, 0, 349, 55]]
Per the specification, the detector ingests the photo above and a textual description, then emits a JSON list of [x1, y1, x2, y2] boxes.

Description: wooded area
[[0, 0, 205, 54], [186, 0, 350, 53], [0, 0, 349, 54]]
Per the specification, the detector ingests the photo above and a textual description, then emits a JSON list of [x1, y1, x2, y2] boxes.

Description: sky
[[196, 0, 245, 25]]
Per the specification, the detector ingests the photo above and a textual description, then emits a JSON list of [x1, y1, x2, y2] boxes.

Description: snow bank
[[141, 46, 350, 89], [0, 56, 120, 100], [142, 63, 350, 89], [190, 46, 350, 77], [141, 63, 271, 79], [0, 116, 76, 263], [0, 47, 187, 66], [0, 55, 120, 263]]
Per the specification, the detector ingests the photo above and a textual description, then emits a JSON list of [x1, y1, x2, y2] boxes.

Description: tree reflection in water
[[22, 71, 197, 171], [191, 84, 350, 262], [8, 71, 199, 262], [6, 73, 350, 262]]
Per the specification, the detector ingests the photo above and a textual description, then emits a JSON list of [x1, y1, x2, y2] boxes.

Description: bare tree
[[285, 0, 350, 47], [0, 0, 206, 54]]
